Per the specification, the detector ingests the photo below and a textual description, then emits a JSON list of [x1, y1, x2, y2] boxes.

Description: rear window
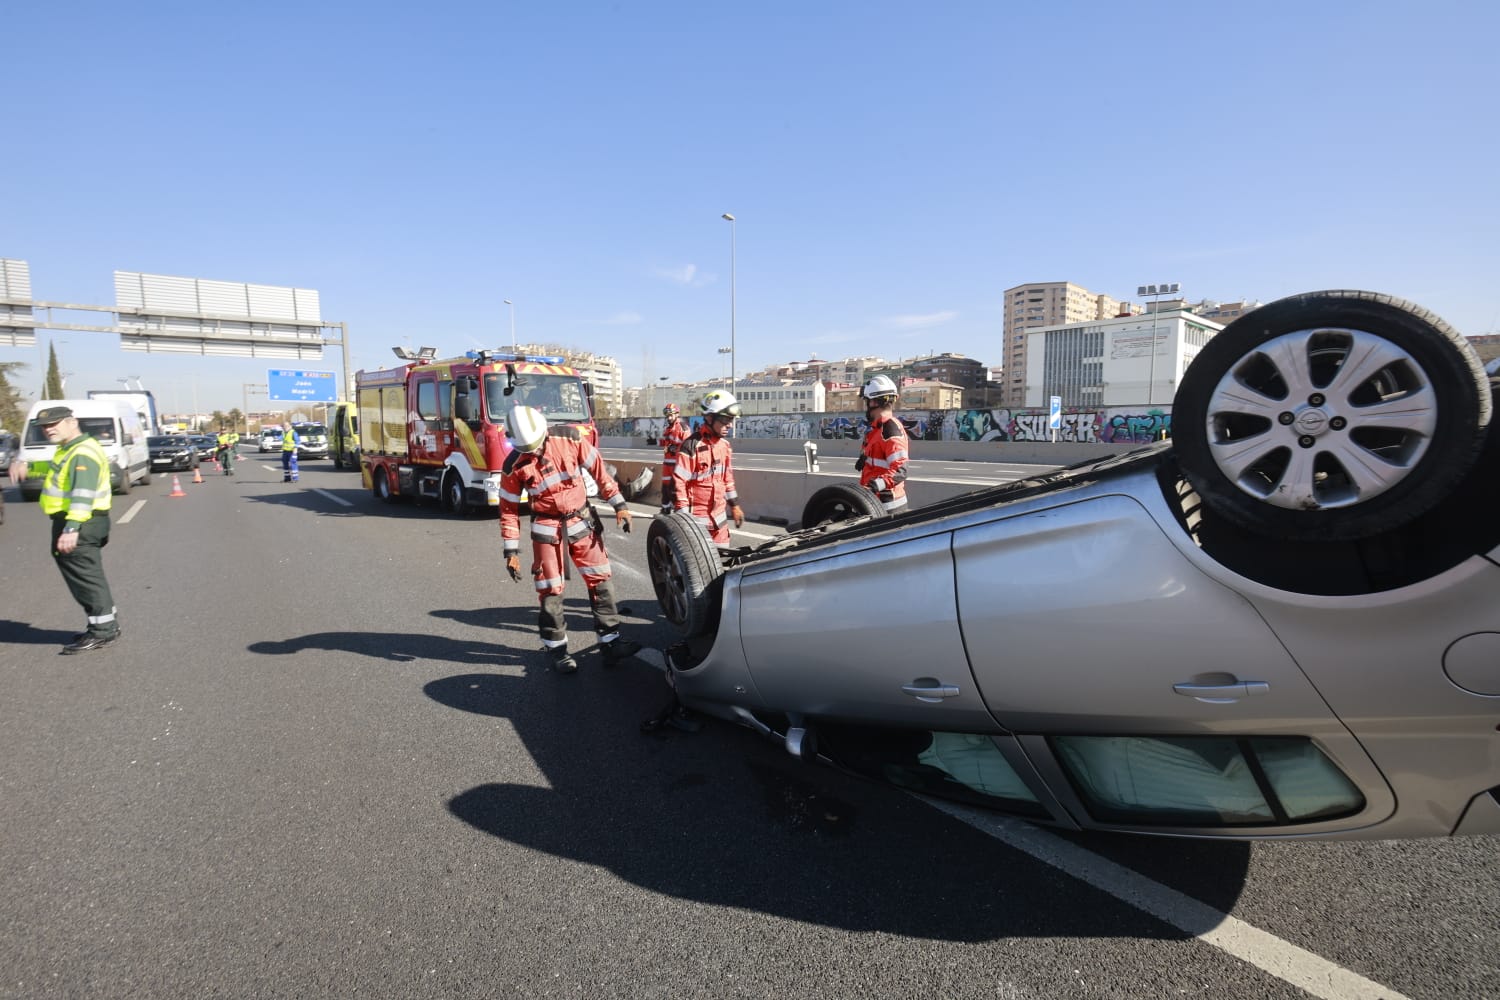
[[148, 436, 188, 447]]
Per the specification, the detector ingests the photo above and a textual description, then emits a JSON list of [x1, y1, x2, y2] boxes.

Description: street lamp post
[[722, 213, 736, 399], [717, 347, 732, 393], [504, 299, 516, 353], [1136, 282, 1180, 405], [656, 376, 670, 414]]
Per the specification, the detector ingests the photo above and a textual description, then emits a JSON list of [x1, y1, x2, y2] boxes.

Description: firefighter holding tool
[[498, 405, 640, 674]]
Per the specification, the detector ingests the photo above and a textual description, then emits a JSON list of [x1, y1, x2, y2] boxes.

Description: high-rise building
[[1002, 282, 1127, 407]]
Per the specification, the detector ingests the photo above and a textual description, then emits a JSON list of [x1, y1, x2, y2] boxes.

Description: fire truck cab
[[357, 349, 596, 515]]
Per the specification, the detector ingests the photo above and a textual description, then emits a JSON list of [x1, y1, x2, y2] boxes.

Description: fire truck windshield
[[484, 372, 591, 424]]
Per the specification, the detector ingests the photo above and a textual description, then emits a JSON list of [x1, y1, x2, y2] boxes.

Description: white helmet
[[699, 389, 742, 418], [507, 404, 548, 452], [862, 374, 899, 401]]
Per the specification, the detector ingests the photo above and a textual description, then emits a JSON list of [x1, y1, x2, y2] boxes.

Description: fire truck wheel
[[374, 467, 397, 504], [444, 470, 470, 516]]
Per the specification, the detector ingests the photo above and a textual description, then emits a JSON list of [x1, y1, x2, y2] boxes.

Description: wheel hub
[[1293, 406, 1332, 437]]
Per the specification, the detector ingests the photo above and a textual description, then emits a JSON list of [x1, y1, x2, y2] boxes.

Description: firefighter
[[855, 375, 909, 513], [499, 404, 639, 674], [657, 402, 688, 515], [671, 390, 744, 545]]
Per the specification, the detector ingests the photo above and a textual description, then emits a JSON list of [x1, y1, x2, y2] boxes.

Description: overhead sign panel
[[267, 369, 338, 403], [0, 258, 36, 348], [115, 271, 324, 359]]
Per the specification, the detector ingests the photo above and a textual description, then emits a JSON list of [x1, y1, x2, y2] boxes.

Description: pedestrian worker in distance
[[281, 422, 300, 482], [216, 428, 236, 476], [671, 389, 744, 545], [7, 406, 123, 653], [855, 375, 910, 514], [498, 404, 640, 674], [657, 402, 689, 515]]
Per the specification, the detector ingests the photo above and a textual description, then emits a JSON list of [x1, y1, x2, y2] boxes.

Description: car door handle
[[1172, 680, 1270, 703], [901, 679, 961, 703]]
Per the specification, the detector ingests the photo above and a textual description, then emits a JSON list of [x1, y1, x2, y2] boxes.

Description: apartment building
[[1002, 282, 1128, 407]]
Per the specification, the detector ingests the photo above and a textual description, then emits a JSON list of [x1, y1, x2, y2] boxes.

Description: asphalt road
[[0, 453, 1495, 1000]]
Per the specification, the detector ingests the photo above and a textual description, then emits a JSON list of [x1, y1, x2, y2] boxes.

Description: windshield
[[294, 424, 326, 436], [484, 372, 591, 424], [26, 416, 117, 446], [148, 436, 188, 447]]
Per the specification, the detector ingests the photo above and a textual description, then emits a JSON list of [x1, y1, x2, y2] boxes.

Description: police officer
[[499, 405, 640, 674], [216, 427, 236, 476], [855, 375, 910, 513], [281, 421, 300, 482], [8, 406, 122, 653]]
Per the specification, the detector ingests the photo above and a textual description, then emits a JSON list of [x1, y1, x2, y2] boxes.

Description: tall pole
[[504, 299, 516, 353], [722, 213, 736, 400]]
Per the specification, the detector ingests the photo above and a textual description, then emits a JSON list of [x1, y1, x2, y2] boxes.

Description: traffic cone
[[192, 466, 204, 484], [169, 475, 187, 497]]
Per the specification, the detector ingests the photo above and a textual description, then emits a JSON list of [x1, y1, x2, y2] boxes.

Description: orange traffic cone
[[192, 466, 205, 484], [169, 475, 187, 497]]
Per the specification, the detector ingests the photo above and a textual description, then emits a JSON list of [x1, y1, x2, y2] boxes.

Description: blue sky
[[4, 0, 1497, 414]]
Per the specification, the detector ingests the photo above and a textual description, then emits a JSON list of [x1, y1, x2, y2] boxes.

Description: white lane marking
[[311, 488, 353, 508], [924, 799, 1411, 1000], [116, 499, 147, 524]]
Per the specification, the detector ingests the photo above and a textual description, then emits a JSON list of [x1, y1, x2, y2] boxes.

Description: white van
[[16, 398, 152, 500]]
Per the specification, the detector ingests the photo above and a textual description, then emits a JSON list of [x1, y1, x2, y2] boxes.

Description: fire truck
[[356, 348, 598, 515]]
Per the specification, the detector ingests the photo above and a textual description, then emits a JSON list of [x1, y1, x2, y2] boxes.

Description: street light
[[656, 375, 670, 413], [722, 213, 736, 400], [504, 299, 516, 353], [717, 346, 732, 392], [1136, 282, 1180, 405]]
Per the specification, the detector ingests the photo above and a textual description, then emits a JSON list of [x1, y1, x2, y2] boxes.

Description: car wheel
[[374, 467, 396, 503], [799, 483, 888, 529], [647, 511, 724, 638], [114, 464, 131, 496], [444, 471, 470, 516], [1173, 290, 1492, 541], [140, 467, 152, 486]]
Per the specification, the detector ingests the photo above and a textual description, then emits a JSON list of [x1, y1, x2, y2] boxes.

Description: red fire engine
[[357, 348, 597, 514]]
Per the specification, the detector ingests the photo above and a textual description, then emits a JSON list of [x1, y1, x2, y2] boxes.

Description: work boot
[[62, 632, 120, 654], [549, 646, 578, 674], [600, 637, 642, 666]]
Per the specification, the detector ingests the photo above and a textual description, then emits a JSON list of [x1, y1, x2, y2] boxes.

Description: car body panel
[[738, 530, 1000, 732]]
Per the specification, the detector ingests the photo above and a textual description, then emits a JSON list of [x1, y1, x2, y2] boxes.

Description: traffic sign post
[[1049, 395, 1061, 443]]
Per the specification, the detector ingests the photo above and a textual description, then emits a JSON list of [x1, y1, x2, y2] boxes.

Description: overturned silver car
[[646, 290, 1500, 840]]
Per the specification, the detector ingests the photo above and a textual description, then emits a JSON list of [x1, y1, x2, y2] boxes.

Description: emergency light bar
[[469, 349, 566, 365]]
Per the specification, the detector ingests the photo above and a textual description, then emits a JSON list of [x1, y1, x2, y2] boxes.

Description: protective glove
[[854, 455, 866, 472], [730, 504, 745, 528], [616, 508, 632, 533], [505, 554, 522, 583], [870, 477, 886, 493]]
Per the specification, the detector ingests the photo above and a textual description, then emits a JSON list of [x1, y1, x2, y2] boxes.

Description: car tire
[[799, 483, 888, 529], [114, 464, 131, 496], [374, 467, 396, 504], [647, 511, 724, 638], [140, 466, 152, 486], [444, 470, 470, 516], [1173, 289, 1492, 541], [623, 467, 653, 500]]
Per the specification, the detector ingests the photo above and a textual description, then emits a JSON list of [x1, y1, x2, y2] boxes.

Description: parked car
[[646, 290, 1500, 842], [147, 435, 200, 472], [259, 428, 283, 453], [292, 422, 329, 459]]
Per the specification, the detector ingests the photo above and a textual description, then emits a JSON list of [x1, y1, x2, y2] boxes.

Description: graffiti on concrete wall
[[599, 406, 1171, 445]]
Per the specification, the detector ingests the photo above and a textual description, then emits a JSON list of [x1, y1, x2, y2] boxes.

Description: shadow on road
[[0, 618, 76, 646], [425, 666, 1253, 942]]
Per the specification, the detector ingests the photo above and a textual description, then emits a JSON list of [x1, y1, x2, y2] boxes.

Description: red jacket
[[499, 434, 625, 554], [860, 412, 909, 510], [671, 425, 738, 529], [659, 417, 689, 476]]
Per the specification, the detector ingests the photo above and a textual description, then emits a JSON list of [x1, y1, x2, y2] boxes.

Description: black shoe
[[62, 632, 120, 654], [549, 647, 578, 674], [601, 638, 642, 666]]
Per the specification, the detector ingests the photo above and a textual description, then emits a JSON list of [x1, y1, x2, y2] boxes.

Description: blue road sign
[[267, 369, 337, 403], [1049, 395, 1062, 429]]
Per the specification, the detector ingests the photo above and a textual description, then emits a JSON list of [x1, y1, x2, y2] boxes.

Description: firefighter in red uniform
[[499, 405, 639, 674], [671, 390, 744, 545], [658, 402, 689, 515], [855, 375, 910, 513]]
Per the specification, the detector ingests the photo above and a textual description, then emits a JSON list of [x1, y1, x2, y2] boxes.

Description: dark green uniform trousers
[[51, 512, 119, 637]]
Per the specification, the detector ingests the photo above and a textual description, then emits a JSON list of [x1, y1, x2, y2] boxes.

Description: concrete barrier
[[600, 435, 1132, 467], [604, 454, 995, 527]]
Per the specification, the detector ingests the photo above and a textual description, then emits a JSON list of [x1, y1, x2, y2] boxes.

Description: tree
[[43, 342, 64, 399], [210, 409, 228, 431], [227, 408, 244, 434], [0, 360, 29, 432]]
